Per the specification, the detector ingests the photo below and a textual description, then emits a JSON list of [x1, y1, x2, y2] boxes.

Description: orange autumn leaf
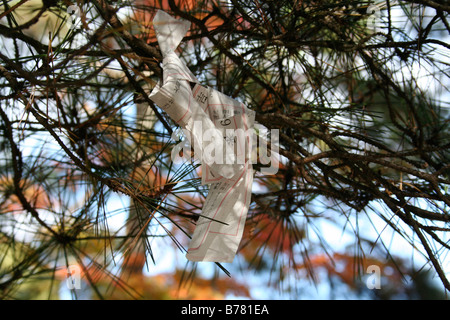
[[55, 262, 110, 285], [297, 252, 404, 288], [240, 213, 305, 262], [0, 176, 50, 212], [168, 270, 250, 299], [133, 0, 225, 44], [57, 266, 251, 300]]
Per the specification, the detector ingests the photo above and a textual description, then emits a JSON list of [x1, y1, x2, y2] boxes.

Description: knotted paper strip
[[149, 10, 254, 263]]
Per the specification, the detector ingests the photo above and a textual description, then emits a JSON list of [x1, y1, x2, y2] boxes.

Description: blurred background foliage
[[0, 0, 449, 299]]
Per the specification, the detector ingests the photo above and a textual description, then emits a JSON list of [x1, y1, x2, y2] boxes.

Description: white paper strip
[[149, 10, 254, 263]]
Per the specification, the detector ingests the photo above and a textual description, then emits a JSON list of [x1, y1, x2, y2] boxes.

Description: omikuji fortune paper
[[149, 10, 254, 263]]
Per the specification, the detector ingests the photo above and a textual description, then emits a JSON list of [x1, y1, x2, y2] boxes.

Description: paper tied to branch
[[149, 10, 255, 263]]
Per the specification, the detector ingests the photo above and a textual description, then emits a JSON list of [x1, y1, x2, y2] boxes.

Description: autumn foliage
[[0, 0, 449, 300]]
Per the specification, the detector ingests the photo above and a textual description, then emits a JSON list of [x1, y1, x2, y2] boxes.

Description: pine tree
[[0, 0, 448, 299]]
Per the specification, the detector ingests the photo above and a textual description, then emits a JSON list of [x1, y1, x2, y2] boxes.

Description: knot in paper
[[149, 10, 255, 263]]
